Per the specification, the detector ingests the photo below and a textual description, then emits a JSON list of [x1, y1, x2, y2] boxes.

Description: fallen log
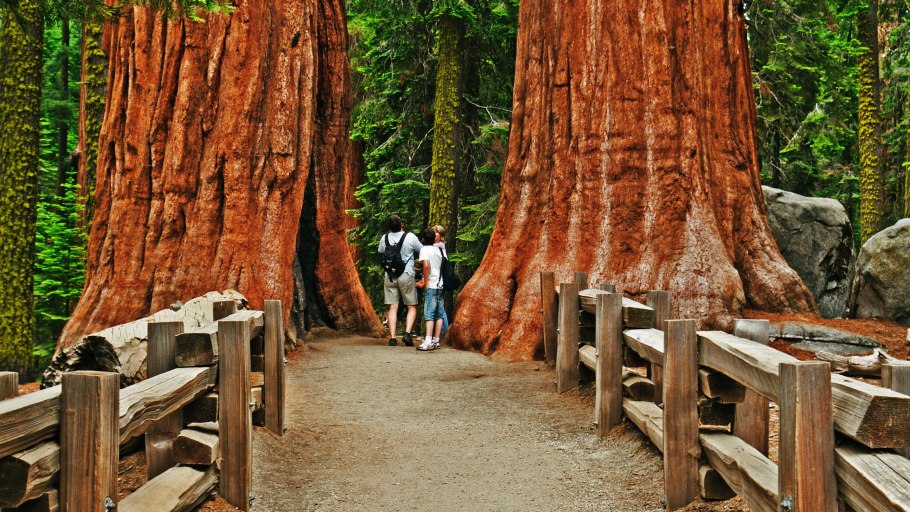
[[118, 465, 217, 512], [816, 349, 900, 377], [0, 441, 59, 508], [43, 291, 248, 386], [174, 310, 263, 367]]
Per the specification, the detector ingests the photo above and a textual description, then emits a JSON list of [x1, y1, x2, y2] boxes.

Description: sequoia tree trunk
[[60, 0, 382, 348], [447, 0, 816, 360]]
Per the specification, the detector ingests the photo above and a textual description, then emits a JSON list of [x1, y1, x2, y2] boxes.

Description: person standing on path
[[431, 225, 450, 335], [378, 215, 424, 347], [415, 228, 446, 351]]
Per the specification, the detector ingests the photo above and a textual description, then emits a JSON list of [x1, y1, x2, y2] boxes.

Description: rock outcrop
[[763, 186, 855, 318], [849, 219, 910, 326]]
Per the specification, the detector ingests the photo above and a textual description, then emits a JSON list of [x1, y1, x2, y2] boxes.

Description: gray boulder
[[763, 186, 855, 317], [849, 218, 910, 326]]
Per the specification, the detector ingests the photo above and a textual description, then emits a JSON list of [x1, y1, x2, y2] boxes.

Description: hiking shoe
[[388, 338, 397, 346], [402, 332, 414, 347], [417, 340, 435, 351], [431, 339, 441, 350]]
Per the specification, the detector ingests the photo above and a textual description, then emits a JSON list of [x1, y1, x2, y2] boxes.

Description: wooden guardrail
[[542, 271, 910, 512], [0, 299, 286, 512]]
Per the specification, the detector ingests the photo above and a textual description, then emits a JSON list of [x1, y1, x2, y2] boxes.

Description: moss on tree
[[77, 20, 107, 230], [0, 0, 45, 372], [857, 1, 887, 243]]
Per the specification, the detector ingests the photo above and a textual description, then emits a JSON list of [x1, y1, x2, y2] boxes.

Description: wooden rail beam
[[595, 293, 623, 436], [118, 465, 217, 512], [699, 432, 778, 512], [834, 439, 910, 511], [0, 441, 59, 508], [0, 387, 61, 459], [557, 283, 580, 394], [732, 319, 770, 456], [120, 367, 217, 444], [578, 290, 655, 328], [646, 291, 671, 406], [60, 371, 118, 512]]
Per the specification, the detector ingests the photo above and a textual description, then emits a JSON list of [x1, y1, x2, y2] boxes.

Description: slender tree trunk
[[429, 13, 463, 246], [76, 20, 107, 229], [55, 18, 71, 197], [857, 0, 887, 242], [447, 0, 816, 360], [61, 0, 381, 348], [905, 77, 910, 218], [0, 1, 44, 372]]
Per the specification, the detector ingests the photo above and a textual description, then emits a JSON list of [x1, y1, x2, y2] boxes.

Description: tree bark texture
[[60, 0, 382, 348], [0, 1, 45, 371], [428, 14, 463, 243], [447, 0, 816, 360], [76, 20, 108, 230], [856, 1, 887, 243], [55, 18, 71, 198]]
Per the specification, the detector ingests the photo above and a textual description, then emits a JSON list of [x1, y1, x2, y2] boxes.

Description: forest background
[[16, 0, 910, 373]]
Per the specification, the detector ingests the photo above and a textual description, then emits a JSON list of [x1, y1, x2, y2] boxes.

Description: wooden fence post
[[646, 291, 671, 406], [733, 319, 770, 455], [146, 320, 185, 479], [663, 319, 699, 511], [213, 299, 238, 321], [540, 272, 558, 365], [0, 372, 17, 400], [264, 300, 286, 435], [779, 361, 837, 512], [557, 283, 580, 394], [882, 363, 910, 458], [597, 283, 616, 292], [218, 318, 252, 511], [595, 293, 623, 436], [574, 271, 588, 289], [60, 371, 118, 512]]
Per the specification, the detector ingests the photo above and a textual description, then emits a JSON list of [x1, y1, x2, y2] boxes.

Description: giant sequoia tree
[[60, 0, 382, 346], [447, 0, 817, 360]]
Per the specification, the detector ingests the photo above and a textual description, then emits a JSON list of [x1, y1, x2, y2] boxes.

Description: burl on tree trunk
[[447, 0, 816, 360], [61, 0, 381, 348]]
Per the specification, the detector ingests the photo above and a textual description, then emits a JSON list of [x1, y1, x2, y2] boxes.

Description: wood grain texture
[[60, 371, 118, 512], [0, 387, 61, 459], [882, 363, 910, 458], [595, 293, 623, 436], [175, 310, 263, 367], [118, 465, 217, 512], [662, 319, 699, 510], [698, 369, 746, 404], [699, 465, 735, 501], [834, 439, 910, 512], [183, 392, 218, 425], [647, 291, 671, 407], [264, 299, 285, 434], [623, 398, 664, 450], [119, 367, 217, 444], [622, 372, 655, 402], [0, 441, 59, 508], [778, 362, 837, 512], [146, 320, 184, 479], [540, 272, 558, 364], [1, 371, 18, 399], [699, 432, 778, 512], [622, 328, 664, 364], [173, 428, 220, 465], [8, 490, 59, 512], [732, 319, 770, 455], [217, 318, 252, 511], [212, 300, 238, 321], [556, 283, 579, 394], [578, 290, 655, 328]]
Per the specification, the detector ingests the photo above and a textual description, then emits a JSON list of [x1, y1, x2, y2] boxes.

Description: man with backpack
[[414, 228, 460, 351], [378, 215, 424, 346]]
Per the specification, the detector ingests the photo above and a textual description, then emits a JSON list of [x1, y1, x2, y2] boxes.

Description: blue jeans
[[424, 288, 446, 321]]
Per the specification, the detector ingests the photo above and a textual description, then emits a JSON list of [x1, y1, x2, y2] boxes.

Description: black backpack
[[381, 232, 408, 279], [438, 247, 461, 291]]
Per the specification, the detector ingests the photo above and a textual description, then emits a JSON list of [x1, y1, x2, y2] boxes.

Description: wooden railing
[[0, 299, 286, 512], [542, 271, 910, 512]]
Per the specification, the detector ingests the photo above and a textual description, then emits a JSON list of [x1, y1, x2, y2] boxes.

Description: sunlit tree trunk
[[857, 0, 887, 242], [0, 0, 45, 372], [76, 20, 107, 230], [447, 0, 816, 360]]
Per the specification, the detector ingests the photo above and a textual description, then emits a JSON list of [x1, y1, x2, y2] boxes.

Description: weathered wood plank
[[7, 490, 59, 512], [834, 440, 910, 512], [595, 293, 624, 436], [882, 363, 910, 458], [173, 428, 220, 466], [264, 299, 285, 435], [218, 318, 252, 511], [778, 362, 837, 512], [663, 319, 699, 511], [699, 432, 778, 512], [120, 367, 217, 445], [60, 371, 118, 512], [623, 398, 664, 449], [574, 271, 588, 289], [183, 392, 218, 425], [146, 320, 184, 479], [622, 372, 655, 402], [557, 283, 580, 394], [118, 465, 217, 512], [646, 291, 671, 407], [578, 345, 596, 371], [174, 310, 263, 367], [732, 320, 770, 455], [622, 328, 664, 365], [0, 441, 59, 508], [540, 272, 558, 365], [212, 299, 238, 321], [0, 387, 61, 459], [1, 371, 18, 400], [578, 290, 655, 328], [699, 330, 910, 448], [698, 369, 746, 404]]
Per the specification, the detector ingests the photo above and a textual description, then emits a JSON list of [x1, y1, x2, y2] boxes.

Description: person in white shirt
[[377, 215, 424, 346], [415, 228, 446, 351]]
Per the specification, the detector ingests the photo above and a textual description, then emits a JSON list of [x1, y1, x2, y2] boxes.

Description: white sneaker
[[431, 338, 441, 350], [417, 340, 435, 351]]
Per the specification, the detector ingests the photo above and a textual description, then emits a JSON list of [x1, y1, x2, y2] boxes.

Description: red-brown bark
[[61, 0, 381, 348], [447, 0, 817, 360]]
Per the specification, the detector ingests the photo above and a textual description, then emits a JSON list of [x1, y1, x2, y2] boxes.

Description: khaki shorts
[[384, 273, 418, 305]]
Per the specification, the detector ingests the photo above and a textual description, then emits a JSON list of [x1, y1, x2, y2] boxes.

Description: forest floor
[[209, 334, 740, 512]]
